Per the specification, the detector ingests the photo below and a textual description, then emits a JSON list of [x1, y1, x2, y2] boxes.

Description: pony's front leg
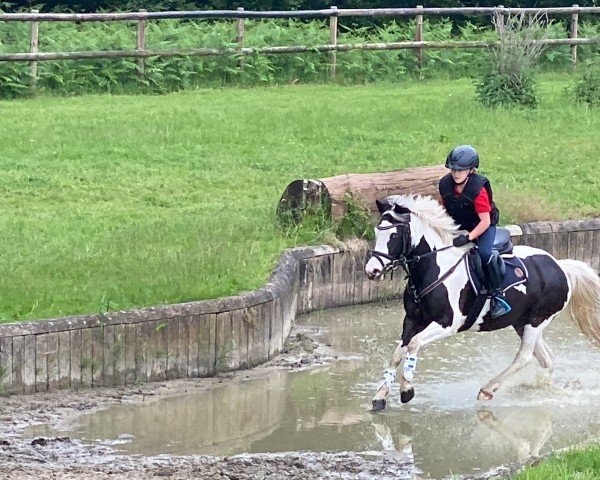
[[398, 320, 454, 404], [372, 342, 406, 412], [372, 320, 453, 411]]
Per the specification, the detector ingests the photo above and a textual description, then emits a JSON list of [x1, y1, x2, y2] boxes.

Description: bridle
[[368, 221, 471, 303]]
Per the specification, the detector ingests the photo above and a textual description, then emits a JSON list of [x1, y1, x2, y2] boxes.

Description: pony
[[364, 194, 600, 411]]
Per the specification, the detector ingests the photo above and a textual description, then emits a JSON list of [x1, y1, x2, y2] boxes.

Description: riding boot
[[483, 258, 512, 318]]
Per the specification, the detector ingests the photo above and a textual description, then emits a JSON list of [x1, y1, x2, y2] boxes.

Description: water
[[24, 303, 600, 478]]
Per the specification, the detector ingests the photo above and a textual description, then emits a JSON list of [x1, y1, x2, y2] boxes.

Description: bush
[[570, 59, 600, 107], [475, 12, 549, 109], [476, 68, 538, 108]]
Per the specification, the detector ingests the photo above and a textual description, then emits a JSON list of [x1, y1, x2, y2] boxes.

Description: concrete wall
[[0, 241, 399, 395], [0, 219, 598, 395], [511, 219, 600, 273]]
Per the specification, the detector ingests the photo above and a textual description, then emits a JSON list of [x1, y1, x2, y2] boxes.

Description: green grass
[[0, 73, 598, 323], [512, 444, 600, 479]]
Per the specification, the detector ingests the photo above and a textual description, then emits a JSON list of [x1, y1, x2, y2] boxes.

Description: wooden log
[[0, 336, 12, 393], [277, 165, 446, 222], [23, 335, 36, 394], [35, 334, 48, 391], [57, 331, 71, 389], [11, 336, 24, 394], [123, 323, 136, 384], [70, 329, 82, 388]]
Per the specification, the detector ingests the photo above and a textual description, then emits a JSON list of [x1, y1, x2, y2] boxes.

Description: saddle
[[465, 228, 528, 296], [458, 228, 529, 331]]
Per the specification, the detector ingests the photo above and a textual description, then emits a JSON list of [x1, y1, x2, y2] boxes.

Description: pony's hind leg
[[531, 335, 556, 389], [517, 326, 555, 384], [533, 336, 554, 369], [478, 323, 544, 400]]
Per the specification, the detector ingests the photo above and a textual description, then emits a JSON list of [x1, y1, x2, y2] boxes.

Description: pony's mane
[[387, 194, 459, 243]]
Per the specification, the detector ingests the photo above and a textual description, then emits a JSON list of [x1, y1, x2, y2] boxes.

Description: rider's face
[[450, 169, 469, 184]]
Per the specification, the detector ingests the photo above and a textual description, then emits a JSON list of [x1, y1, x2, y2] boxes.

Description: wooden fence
[[0, 6, 599, 82]]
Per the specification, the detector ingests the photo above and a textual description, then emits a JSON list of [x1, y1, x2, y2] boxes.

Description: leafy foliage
[[475, 12, 552, 108], [476, 68, 538, 107], [569, 58, 600, 107], [0, 13, 597, 98], [334, 194, 374, 240]]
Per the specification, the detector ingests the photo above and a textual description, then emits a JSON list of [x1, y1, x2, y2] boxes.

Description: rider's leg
[[484, 255, 511, 317], [478, 226, 511, 318]]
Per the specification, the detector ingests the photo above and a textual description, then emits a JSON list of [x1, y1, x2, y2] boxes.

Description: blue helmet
[[445, 145, 479, 170]]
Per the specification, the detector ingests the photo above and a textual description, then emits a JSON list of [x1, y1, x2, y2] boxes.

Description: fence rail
[[1, 6, 599, 21], [0, 5, 598, 80]]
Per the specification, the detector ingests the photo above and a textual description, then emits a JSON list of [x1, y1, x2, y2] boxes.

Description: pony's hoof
[[478, 389, 494, 401], [401, 388, 415, 404], [372, 399, 387, 412]]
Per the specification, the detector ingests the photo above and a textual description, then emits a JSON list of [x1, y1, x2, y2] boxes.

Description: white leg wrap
[[377, 368, 397, 391], [403, 354, 418, 382]]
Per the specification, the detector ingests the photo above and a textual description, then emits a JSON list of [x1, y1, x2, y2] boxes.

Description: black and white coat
[[365, 195, 600, 411]]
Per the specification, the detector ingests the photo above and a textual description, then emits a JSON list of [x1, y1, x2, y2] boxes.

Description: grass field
[[0, 73, 598, 323], [512, 444, 600, 479]]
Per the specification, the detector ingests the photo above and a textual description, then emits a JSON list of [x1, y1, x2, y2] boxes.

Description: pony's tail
[[558, 259, 600, 347]]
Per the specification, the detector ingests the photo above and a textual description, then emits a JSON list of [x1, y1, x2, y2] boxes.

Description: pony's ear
[[376, 198, 390, 214], [393, 204, 411, 215]]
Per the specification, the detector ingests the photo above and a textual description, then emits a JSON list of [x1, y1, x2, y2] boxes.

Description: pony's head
[[365, 195, 459, 280]]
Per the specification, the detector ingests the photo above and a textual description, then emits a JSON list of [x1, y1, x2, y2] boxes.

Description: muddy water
[[24, 303, 600, 479]]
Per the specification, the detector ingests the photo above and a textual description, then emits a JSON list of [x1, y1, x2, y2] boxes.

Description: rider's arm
[[468, 212, 491, 241], [468, 187, 492, 241]]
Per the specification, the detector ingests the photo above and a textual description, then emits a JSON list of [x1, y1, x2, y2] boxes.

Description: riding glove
[[453, 234, 470, 247]]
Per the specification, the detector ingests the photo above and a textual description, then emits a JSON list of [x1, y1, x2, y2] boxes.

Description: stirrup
[[491, 296, 511, 318]]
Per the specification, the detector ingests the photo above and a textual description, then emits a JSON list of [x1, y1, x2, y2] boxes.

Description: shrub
[[476, 69, 538, 108], [475, 12, 549, 108], [570, 58, 600, 107]]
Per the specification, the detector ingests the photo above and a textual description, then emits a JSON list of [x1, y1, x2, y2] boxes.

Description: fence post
[[29, 9, 39, 88], [137, 9, 147, 77], [415, 5, 423, 73], [570, 4, 579, 68], [236, 7, 245, 70], [495, 5, 505, 40], [329, 6, 338, 78]]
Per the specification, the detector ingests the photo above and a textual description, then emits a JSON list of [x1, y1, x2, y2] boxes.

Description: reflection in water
[[476, 408, 553, 460], [23, 303, 600, 479]]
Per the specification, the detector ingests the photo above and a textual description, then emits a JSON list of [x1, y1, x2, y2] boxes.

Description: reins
[[368, 222, 471, 303]]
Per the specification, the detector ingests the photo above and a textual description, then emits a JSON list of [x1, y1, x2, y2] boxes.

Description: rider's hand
[[453, 234, 471, 247]]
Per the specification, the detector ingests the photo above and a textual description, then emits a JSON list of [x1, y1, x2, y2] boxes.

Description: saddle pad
[[466, 254, 529, 296]]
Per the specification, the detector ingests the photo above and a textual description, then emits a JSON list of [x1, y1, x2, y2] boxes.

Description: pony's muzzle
[[365, 262, 384, 281], [366, 268, 382, 281]]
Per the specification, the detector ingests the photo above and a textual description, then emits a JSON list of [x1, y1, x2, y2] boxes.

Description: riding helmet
[[445, 145, 480, 170]]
